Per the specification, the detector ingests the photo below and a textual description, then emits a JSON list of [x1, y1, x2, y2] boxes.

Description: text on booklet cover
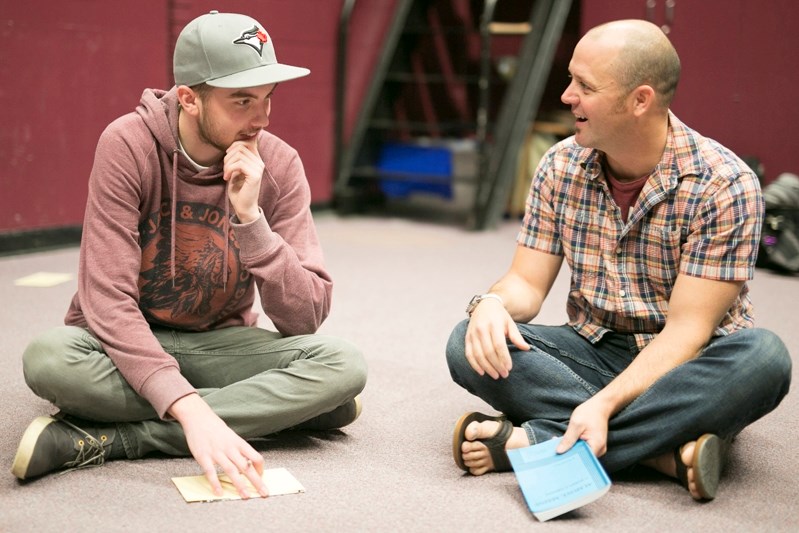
[[507, 437, 611, 521]]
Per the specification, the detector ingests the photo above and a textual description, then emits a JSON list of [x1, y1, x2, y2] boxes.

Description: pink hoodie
[[65, 88, 333, 418]]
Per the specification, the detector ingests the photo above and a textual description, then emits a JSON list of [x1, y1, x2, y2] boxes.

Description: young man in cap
[[12, 11, 366, 498], [447, 19, 791, 501]]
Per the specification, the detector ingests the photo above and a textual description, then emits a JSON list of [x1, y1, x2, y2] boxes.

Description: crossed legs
[[22, 325, 367, 459], [446, 320, 792, 499]]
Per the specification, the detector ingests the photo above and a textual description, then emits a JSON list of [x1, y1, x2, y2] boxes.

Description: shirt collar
[[577, 111, 705, 184], [662, 111, 707, 180]]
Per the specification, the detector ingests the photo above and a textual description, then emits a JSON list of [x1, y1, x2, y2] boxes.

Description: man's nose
[[561, 81, 577, 106], [252, 100, 271, 128]]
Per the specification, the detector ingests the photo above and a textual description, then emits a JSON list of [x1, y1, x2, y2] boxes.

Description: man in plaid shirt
[[447, 19, 791, 501]]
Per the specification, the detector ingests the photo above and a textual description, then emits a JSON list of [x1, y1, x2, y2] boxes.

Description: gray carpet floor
[[2, 212, 797, 532]]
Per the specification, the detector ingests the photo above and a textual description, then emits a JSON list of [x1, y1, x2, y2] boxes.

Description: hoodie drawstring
[[171, 151, 178, 288], [223, 197, 229, 293]]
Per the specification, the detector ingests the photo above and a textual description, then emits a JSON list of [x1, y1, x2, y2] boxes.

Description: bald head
[[583, 19, 681, 108]]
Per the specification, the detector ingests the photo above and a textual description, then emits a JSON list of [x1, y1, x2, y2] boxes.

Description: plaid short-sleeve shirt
[[518, 112, 763, 349]]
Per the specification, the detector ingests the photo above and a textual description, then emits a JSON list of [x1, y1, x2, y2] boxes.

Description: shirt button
[[620, 290, 627, 297], [615, 247, 622, 254]]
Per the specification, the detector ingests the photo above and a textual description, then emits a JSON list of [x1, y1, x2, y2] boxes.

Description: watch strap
[[466, 293, 504, 315]]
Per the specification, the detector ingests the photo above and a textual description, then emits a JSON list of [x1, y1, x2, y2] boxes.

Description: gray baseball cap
[[173, 10, 310, 88]]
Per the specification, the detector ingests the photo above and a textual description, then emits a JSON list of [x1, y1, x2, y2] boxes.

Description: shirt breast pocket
[[562, 208, 604, 278], [641, 224, 683, 287]]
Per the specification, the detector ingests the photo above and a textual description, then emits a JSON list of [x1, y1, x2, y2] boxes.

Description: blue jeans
[[446, 320, 791, 473], [23, 325, 367, 459]]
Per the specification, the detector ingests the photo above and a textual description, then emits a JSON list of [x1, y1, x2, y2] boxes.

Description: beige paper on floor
[[14, 272, 73, 287], [172, 467, 305, 503]]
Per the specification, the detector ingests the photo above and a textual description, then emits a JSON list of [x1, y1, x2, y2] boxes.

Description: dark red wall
[[0, 0, 169, 232], [4, 1, 794, 234], [581, 1, 798, 183], [0, 0, 348, 233]]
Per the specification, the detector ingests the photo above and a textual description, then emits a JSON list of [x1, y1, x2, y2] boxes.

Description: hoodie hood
[[137, 88, 180, 154], [135, 88, 228, 182]]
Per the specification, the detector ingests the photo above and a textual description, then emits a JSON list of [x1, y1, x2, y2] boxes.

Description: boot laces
[[56, 417, 109, 476]]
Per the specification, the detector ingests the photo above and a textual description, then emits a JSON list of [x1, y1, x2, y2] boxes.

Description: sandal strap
[[481, 419, 514, 471], [674, 446, 689, 488]]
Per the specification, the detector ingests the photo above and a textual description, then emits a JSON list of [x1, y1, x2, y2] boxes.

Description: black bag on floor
[[758, 173, 799, 274], [758, 208, 799, 273]]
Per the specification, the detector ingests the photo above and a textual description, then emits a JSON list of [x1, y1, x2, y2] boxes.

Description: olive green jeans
[[22, 325, 367, 459]]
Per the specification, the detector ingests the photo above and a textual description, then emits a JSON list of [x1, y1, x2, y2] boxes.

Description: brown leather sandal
[[674, 433, 731, 500], [452, 411, 513, 473]]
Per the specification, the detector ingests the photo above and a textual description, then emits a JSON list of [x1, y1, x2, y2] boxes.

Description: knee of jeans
[[754, 329, 793, 385], [22, 327, 76, 395], [445, 319, 471, 379], [731, 328, 792, 389], [347, 352, 368, 396], [326, 336, 368, 394]]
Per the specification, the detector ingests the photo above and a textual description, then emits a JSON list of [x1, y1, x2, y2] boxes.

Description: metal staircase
[[334, 0, 572, 229]]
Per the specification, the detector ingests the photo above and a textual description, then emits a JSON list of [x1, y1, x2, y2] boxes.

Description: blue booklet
[[507, 437, 611, 521]]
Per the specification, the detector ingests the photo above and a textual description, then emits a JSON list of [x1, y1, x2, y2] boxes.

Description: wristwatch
[[466, 293, 504, 316]]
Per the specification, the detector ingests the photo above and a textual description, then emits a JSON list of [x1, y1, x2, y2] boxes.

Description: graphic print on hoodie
[[138, 200, 251, 329]]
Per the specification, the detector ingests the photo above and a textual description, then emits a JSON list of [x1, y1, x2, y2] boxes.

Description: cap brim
[[207, 64, 310, 88]]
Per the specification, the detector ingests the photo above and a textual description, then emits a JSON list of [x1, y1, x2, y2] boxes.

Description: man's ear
[[176, 85, 201, 116], [631, 85, 656, 117]]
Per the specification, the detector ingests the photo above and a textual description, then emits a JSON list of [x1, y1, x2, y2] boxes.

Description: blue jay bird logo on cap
[[233, 26, 268, 56]]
